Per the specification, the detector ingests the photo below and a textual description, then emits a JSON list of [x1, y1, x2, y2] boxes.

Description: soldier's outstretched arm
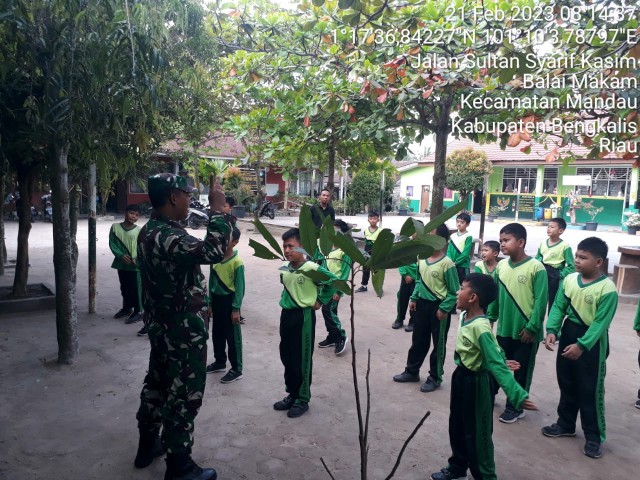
[[164, 214, 232, 265]]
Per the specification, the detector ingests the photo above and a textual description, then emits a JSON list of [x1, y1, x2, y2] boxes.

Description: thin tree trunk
[[326, 133, 337, 193], [70, 183, 80, 270], [89, 164, 97, 313], [253, 157, 263, 221], [12, 166, 35, 296], [430, 95, 453, 219], [51, 144, 79, 364], [0, 173, 5, 276]]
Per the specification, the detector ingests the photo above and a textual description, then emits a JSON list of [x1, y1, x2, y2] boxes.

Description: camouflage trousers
[[136, 312, 209, 455]]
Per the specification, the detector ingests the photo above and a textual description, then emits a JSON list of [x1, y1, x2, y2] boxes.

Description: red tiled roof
[[157, 134, 246, 158]]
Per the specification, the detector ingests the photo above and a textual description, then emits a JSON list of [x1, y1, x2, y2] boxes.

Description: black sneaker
[[114, 308, 132, 319], [273, 395, 295, 411], [220, 369, 243, 384], [318, 337, 336, 348], [239, 316, 246, 324], [498, 408, 525, 424], [126, 312, 143, 324], [287, 401, 309, 418], [392, 320, 403, 329], [393, 371, 420, 383], [134, 434, 165, 469], [420, 377, 441, 393], [583, 440, 603, 459], [335, 336, 348, 355], [404, 323, 414, 332], [636, 399, 640, 409], [430, 467, 468, 480], [206, 362, 226, 374], [355, 285, 367, 293], [137, 325, 148, 336], [541, 423, 576, 437]]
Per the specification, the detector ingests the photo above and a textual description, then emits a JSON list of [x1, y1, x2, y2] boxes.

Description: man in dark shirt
[[309, 188, 336, 228]]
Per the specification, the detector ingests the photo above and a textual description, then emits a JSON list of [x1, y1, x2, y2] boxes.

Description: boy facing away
[[273, 228, 336, 418], [355, 211, 380, 293], [393, 224, 459, 393], [318, 220, 352, 356], [487, 223, 548, 424], [535, 217, 575, 312], [542, 237, 618, 459], [430, 273, 537, 480], [206, 226, 245, 384], [109, 204, 143, 327], [447, 212, 473, 284]]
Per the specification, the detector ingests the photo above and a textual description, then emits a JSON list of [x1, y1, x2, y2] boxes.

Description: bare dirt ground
[[0, 218, 638, 480]]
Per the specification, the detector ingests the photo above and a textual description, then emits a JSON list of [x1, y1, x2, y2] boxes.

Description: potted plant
[[487, 205, 502, 222], [623, 212, 640, 235], [575, 201, 604, 231], [397, 197, 411, 216]]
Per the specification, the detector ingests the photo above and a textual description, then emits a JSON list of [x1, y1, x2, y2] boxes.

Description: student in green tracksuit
[[635, 301, 640, 409], [447, 212, 473, 284], [535, 217, 575, 313], [318, 220, 352, 356], [393, 224, 459, 393], [355, 211, 380, 293], [542, 237, 618, 460], [474, 240, 500, 324], [487, 223, 548, 424], [392, 262, 418, 332], [206, 227, 245, 384], [430, 273, 537, 480], [273, 228, 336, 418]]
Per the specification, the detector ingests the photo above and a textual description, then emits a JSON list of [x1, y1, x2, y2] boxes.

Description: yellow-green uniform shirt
[[109, 222, 141, 271], [455, 313, 528, 410], [447, 231, 473, 269], [535, 239, 575, 279], [410, 256, 459, 313], [487, 257, 548, 340], [209, 250, 245, 310], [474, 260, 499, 321], [547, 273, 618, 352], [364, 227, 381, 251], [326, 248, 352, 297], [279, 261, 336, 309]]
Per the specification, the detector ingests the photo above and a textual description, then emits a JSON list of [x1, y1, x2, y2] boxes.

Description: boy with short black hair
[[542, 237, 618, 459], [393, 224, 459, 393], [206, 226, 245, 383], [475, 240, 500, 323], [110, 204, 143, 326], [447, 212, 473, 284], [355, 211, 380, 293], [536, 217, 575, 312], [318, 220, 351, 356], [487, 223, 548, 424], [223, 196, 236, 214], [430, 273, 537, 480], [274, 228, 336, 418]]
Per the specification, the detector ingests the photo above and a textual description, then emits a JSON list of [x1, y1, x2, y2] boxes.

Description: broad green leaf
[[249, 239, 282, 260], [319, 216, 335, 256], [333, 232, 367, 266], [369, 237, 444, 270], [299, 204, 319, 261], [399, 217, 416, 238], [367, 228, 394, 268], [331, 279, 352, 296], [412, 218, 425, 237], [372, 269, 385, 298], [422, 201, 466, 234], [253, 218, 284, 258], [299, 268, 331, 283]]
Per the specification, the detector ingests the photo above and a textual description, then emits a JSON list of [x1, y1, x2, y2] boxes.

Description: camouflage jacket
[[138, 212, 232, 324]]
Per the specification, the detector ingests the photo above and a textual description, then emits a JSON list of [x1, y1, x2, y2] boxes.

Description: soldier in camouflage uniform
[[134, 173, 232, 480]]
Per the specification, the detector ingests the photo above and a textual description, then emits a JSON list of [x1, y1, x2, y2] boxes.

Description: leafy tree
[[445, 147, 492, 201], [347, 168, 394, 214]]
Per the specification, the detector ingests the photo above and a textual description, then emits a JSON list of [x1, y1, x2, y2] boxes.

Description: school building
[[398, 138, 638, 228]]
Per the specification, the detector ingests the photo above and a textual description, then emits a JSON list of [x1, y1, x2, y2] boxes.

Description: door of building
[[421, 185, 431, 213], [472, 189, 483, 214]]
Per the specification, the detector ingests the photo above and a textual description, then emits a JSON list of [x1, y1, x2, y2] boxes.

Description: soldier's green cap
[[148, 173, 198, 197]]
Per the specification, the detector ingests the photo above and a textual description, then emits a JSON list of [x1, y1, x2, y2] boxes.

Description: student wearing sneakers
[[273, 228, 336, 418], [355, 211, 380, 293], [392, 261, 418, 332], [430, 273, 537, 480], [542, 237, 618, 459], [206, 226, 245, 384], [393, 224, 459, 393], [446, 212, 473, 284], [487, 223, 548, 424], [318, 220, 351, 356]]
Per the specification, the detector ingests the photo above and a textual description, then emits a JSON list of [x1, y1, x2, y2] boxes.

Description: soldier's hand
[[208, 174, 226, 213], [231, 310, 241, 325]]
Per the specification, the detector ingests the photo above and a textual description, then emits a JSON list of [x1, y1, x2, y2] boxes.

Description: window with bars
[[575, 167, 630, 198], [502, 167, 537, 193], [542, 167, 558, 194]]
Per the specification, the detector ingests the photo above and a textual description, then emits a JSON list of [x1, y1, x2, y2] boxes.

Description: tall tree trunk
[[70, 183, 80, 270], [253, 157, 263, 221], [0, 173, 5, 276], [12, 166, 36, 296], [430, 95, 453, 219], [326, 133, 337, 193], [51, 144, 79, 364], [89, 164, 97, 313]]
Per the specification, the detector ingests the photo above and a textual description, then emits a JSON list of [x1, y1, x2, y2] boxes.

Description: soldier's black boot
[[164, 453, 217, 480], [134, 430, 165, 468]]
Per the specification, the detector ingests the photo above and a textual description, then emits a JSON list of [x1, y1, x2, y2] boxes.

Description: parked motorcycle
[[183, 199, 209, 229], [41, 194, 53, 222], [259, 200, 276, 220]]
